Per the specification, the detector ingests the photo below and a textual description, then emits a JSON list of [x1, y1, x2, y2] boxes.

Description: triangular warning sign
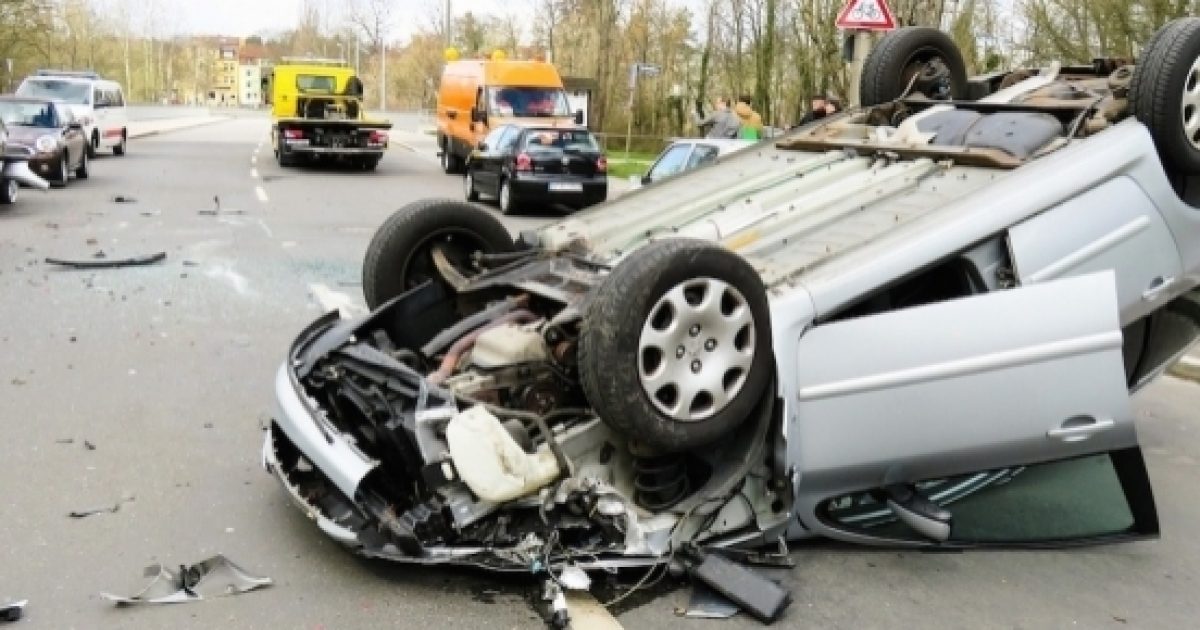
[[836, 0, 897, 30]]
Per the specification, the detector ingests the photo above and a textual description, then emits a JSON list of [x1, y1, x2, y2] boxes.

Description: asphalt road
[[1, 114, 1199, 629]]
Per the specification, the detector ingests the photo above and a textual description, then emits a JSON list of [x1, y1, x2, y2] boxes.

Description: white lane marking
[[255, 185, 268, 203], [256, 218, 274, 238], [251, 167, 259, 179], [565, 592, 624, 630], [251, 155, 258, 165], [281, 241, 297, 248], [309, 283, 367, 318]]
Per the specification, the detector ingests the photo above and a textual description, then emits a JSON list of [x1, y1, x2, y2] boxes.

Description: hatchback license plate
[[548, 182, 583, 193]]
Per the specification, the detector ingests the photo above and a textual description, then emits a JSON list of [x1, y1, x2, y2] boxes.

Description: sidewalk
[[127, 115, 231, 139]]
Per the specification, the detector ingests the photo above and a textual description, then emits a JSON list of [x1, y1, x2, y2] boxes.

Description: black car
[[463, 125, 607, 214]]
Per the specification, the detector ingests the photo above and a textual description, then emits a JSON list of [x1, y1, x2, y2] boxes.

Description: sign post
[[624, 62, 661, 157], [835, 0, 897, 108]]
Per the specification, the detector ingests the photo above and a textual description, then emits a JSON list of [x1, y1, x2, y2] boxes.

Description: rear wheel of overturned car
[[0, 179, 17, 205], [1131, 17, 1200, 175], [578, 238, 773, 453], [860, 26, 967, 106], [361, 199, 515, 309]]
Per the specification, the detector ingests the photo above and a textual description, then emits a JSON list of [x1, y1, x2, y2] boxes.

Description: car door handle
[[1142, 276, 1176, 302], [1047, 417, 1115, 442]]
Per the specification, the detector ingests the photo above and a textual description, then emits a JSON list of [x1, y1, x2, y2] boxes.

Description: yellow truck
[[263, 58, 392, 170]]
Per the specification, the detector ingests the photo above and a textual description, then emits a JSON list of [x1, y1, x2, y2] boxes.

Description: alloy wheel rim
[[1182, 56, 1200, 150], [637, 277, 756, 421]]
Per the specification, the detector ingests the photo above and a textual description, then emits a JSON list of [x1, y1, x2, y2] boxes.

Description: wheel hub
[[1182, 56, 1200, 150], [637, 277, 755, 422]]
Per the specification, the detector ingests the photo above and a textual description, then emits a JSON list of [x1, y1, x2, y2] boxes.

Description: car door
[[56, 105, 84, 167], [1007, 176, 1183, 325], [470, 126, 510, 193], [786, 271, 1158, 547]]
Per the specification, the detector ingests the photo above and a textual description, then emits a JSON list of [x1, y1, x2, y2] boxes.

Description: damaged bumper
[[2, 150, 50, 190]]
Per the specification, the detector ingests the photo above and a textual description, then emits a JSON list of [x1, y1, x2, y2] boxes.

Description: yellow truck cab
[[263, 58, 392, 171], [437, 57, 583, 174]]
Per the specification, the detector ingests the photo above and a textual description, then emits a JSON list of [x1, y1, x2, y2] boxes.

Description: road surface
[[1, 113, 1199, 628]]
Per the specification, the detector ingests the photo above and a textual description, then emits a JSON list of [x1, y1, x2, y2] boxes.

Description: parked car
[[464, 124, 608, 214], [16, 70, 128, 157], [265, 21, 1200, 576], [0, 119, 51, 206], [638, 138, 754, 187], [0, 96, 89, 188]]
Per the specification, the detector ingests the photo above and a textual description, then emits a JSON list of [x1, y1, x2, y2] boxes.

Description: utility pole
[[355, 38, 360, 74], [445, 0, 452, 47]]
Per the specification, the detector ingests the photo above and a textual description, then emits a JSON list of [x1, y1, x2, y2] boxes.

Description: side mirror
[[471, 108, 487, 124], [574, 109, 584, 125]]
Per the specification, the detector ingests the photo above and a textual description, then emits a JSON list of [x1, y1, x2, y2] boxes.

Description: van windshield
[[297, 75, 337, 93], [16, 79, 90, 105], [488, 87, 571, 117]]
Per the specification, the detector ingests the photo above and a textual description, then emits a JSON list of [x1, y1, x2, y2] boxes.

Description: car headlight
[[35, 136, 57, 153]]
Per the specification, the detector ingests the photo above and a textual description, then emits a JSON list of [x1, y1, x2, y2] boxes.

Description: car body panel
[[787, 272, 1134, 539], [1, 99, 88, 181], [467, 124, 608, 209]]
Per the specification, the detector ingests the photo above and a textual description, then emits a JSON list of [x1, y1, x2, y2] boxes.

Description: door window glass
[[646, 144, 692, 181], [824, 452, 1142, 543], [480, 126, 508, 150], [496, 127, 521, 152], [687, 144, 721, 168]]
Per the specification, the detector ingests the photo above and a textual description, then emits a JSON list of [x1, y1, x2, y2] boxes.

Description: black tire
[[440, 141, 464, 174], [860, 27, 967, 106], [361, 199, 515, 309], [0, 179, 16, 205], [362, 157, 380, 172], [113, 131, 126, 156], [75, 149, 89, 179], [276, 146, 296, 167], [1131, 18, 1200, 174], [87, 132, 98, 158], [51, 154, 69, 188], [464, 170, 480, 201], [498, 178, 518, 215], [578, 238, 774, 452]]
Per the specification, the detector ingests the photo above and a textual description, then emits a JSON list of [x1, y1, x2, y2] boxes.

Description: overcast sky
[[168, 0, 531, 40]]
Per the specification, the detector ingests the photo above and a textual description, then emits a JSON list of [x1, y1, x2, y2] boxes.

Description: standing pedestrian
[[734, 94, 764, 140], [692, 97, 740, 139]]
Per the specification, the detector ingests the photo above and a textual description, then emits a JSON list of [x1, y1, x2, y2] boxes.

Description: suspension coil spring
[[632, 454, 690, 511]]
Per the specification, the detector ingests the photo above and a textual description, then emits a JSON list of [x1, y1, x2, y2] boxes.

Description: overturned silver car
[[265, 22, 1200, 573]]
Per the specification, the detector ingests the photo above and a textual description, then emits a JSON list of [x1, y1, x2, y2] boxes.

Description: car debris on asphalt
[[68, 496, 133, 519], [0, 600, 26, 623], [101, 554, 272, 606], [45, 252, 167, 269]]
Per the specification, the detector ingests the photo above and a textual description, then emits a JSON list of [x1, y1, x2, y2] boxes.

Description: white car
[[16, 71, 128, 157], [638, 138, 754, 187]]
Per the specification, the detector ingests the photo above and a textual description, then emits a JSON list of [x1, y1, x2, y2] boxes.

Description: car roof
[[0, 96, 58, 104]]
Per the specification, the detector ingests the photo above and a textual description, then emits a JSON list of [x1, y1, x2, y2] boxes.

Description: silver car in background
[[264, 20, 1200, 574]]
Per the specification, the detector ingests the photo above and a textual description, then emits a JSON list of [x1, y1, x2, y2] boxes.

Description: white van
[[16, 71, 129, 157]]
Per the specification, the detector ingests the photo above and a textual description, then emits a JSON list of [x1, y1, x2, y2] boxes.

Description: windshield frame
[[487, 87, 572, 118], [0, 100, 60, 129]]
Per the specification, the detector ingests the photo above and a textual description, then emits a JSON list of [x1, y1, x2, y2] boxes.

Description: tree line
[[1, 0, 1196, 134]]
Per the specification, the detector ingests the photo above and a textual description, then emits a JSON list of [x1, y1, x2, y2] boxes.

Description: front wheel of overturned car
[[860, 26, 967, 106], [578, 238, 774, 453], [362, 199, 515, 310], [1131, 17, 1200, 175], [0, 179, 17, 205]]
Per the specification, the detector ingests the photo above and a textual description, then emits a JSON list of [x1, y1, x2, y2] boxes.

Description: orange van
[[437, 59, 582, 174]]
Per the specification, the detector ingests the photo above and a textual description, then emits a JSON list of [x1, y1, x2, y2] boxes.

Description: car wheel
[[88, 132, 98, 158], [75, 149, 89, 179], [860, 26, 967, 106], [361, 199, 515, 309], [464, 171, 480, 201], [51, 154, 69, 188], [113, 131, 127, 156], [1131, 17, 1200, 175], [276, 146, 295, 167], [0, 179, 17, 205], [441, 146, 463, 174], [498, 179, 518, 215], [578, 238, 774, 452], [362, 157, 380, 172]]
